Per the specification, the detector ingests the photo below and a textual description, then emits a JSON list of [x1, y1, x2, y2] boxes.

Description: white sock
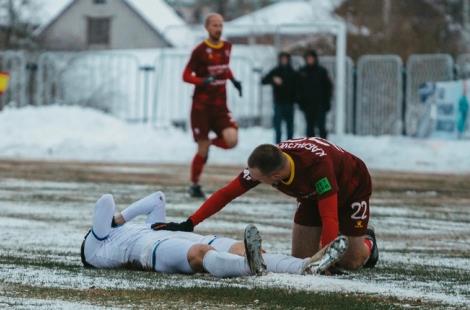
[[263, 254, 307, 275], [202, 250, 251, 278], [92, 194, 116, 239], [120, 192, 165, 223]]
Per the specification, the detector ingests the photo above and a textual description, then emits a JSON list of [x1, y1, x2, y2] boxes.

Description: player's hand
[[203, 76, 216, 85], [231, 79, 242, 97], [151, 218, 194, 232]]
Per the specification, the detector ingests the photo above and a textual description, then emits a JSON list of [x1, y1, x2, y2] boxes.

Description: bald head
[[205, 13, 224, 42], [205, 13, 224, 27]]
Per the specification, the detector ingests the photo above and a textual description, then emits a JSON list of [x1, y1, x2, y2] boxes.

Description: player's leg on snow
[[211, 110, 238, 150], [189, 139, 211, 198], [337, 193, 378, 270], [111, 191, 166, 226], [302, 235, 349, 274], [291, 224, 322, 258], [337, 234, 377, 270], [291, 198, 322, 258], [82, 194, 116, 267]]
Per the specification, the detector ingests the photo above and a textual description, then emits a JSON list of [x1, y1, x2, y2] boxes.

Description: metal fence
[[320, 56, 355, 134], [405, 54, 454, 136], [356, 55, 403, 135], [3, 50, 470, 136], [0, 51, 27, 109], [36, 52, 142, 121], [456, 53, 470, 79]]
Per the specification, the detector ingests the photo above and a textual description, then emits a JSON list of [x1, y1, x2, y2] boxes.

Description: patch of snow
[[1, 105, 470, 173]]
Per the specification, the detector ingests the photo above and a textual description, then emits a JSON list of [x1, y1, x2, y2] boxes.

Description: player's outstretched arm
[[152, 177, 249, 231]]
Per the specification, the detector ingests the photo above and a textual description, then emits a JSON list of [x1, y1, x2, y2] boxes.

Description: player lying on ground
[[80, 192, 348, 277], [153, 138, 379, 271]]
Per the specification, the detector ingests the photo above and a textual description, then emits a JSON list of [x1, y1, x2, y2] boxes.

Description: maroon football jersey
[[185, 40, 233, 106], [238, 137, 371, 208]]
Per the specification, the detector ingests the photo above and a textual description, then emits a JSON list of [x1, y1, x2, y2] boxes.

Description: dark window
[[93, 0, 106, 4], [87, 18, 111, 45]]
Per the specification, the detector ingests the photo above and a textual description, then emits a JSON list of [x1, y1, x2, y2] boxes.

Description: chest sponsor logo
[[315, 177, 332, 195]]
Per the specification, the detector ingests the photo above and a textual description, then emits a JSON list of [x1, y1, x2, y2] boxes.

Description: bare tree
[[0, 0, 39, 49]]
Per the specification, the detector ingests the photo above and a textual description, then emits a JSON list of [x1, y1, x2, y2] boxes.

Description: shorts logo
[[354, 220, 364, 228], [315, 177, 332, 195]]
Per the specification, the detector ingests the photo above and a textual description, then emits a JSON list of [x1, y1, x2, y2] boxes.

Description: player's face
[[249, 167, 282, 185], [206, 16, 223, 41]]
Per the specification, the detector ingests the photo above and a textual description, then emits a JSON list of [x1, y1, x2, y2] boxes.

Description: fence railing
[[356, 55, 403, 135], [1, 50, 468, 136], [405, 54, 454, 136]]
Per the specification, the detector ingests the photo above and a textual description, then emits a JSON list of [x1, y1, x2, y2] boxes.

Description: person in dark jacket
[[297, 50, 333, 139], [262, 52, 297, 143]]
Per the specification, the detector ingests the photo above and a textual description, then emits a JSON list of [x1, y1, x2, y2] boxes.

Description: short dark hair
[[247, 144, 285, 175]]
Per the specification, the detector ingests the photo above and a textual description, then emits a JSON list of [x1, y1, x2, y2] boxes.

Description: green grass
[[1, 283, 426, 309]]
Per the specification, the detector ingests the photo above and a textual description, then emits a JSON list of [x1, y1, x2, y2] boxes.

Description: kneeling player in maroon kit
[[183, 13, 242, 198], [155, 137, 378, 271]]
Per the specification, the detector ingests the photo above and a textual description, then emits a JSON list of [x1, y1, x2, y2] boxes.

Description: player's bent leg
[[221, 127, 238, 149], [291, 224, 322, 258], [187, 244, 213, 273], [83, 194, 116, 267], [154, 239, 197, 274], [337, 235, 370, 270], [199, 235, 241, 254], [228, 241, 245, 256], [145, 191, 166, 224], [190, 140, 211, 198], [92, 194, 115, 240], [115, 191, 166, 225]]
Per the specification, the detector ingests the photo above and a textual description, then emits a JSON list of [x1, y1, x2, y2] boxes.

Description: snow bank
[[0, 105, 469, 173]]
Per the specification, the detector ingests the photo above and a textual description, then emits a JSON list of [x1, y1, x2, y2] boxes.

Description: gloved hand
[[231, 79, 242, 97], [151, 218, 194, 232], [203, 76, 216, 85]]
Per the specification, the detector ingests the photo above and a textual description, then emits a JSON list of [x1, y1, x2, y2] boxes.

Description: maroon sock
[[190, 154, 206, 184], [211, 137, 230, 149]]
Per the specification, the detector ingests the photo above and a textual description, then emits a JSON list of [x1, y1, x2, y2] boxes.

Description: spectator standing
[[262, 52, 297, 143], [297, 50, 333, 139]]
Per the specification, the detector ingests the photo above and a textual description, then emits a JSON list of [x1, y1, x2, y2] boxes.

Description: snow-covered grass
[[0, 105, 470, 173], [0, 160, 469, 308]]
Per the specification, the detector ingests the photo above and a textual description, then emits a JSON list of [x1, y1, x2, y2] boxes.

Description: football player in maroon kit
[[154, 137, 379, 272], [183, 13, 242, 198]]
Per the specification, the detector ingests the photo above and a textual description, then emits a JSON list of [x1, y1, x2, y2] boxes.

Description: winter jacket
[[296, 64, 333, 113]]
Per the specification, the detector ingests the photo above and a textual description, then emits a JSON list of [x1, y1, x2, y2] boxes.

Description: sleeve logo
[[242, 168, 252, 181], [315, 177, 332, 195]]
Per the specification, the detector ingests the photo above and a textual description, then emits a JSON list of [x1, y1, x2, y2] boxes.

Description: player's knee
[[154, 191, 165, 204], [97, 194, 114, 207], [339, 248, 369, 270], [225, 136, 238, 148], [187, 244, 213, 272], [228, 242, 245, 256]]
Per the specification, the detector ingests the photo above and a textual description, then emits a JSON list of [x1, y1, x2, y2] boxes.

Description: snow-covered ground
[[0, 105, 469, 173]]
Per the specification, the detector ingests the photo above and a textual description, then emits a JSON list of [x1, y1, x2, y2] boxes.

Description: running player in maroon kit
[[183, 13, 242, 198], [154, 137, 379, 271]]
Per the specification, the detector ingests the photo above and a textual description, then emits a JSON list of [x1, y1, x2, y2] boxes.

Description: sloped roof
[[36, 0, 193, 47], [224, 0, 344, 36]]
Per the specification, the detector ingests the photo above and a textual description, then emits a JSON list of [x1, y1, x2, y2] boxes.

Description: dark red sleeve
[[318, 193, 339, 247], [189, 177, 251, 225], [182, 49, 204, 85]]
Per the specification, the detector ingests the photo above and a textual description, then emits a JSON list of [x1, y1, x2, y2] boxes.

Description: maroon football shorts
[[190, 101, 238, 142], [294, 179, 372, 237]]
